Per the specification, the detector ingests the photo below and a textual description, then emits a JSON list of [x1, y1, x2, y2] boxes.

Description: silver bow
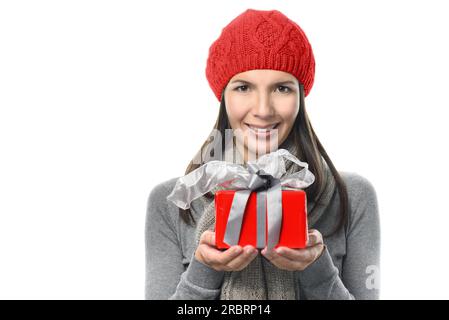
[[225, 163, 284, 249], [166, 148, 315, 250]]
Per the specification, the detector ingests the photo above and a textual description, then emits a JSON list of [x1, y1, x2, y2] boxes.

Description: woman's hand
[[261, 229, 325, 271], [195, 230, 258, 271]]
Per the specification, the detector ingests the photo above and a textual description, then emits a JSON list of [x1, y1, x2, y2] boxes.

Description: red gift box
[[215, 190, 308, 249]]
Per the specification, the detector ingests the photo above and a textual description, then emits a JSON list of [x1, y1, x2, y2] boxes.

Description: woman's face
[[223, 69, 300, 162]]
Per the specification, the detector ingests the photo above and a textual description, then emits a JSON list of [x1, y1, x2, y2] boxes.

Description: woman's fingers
[[275, 245, 323, 262], [198, 230, 326, 272], [197, 231, 241, 267], [198, 231, 260, 271], [199, 230, 216, 246], [261, 229, 325, 271], [199, 230, 325, 272], [262, 248, 301, 271], [225, 245, 258, 271], [307, 229, 323, 247], [199, 243, 242, 266]]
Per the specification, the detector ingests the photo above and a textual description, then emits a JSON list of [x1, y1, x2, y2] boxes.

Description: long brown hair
[[179, 84, 349, 237]]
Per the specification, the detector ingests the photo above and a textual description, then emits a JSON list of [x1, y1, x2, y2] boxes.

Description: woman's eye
[[277, 86, 291, 94], [233, 85, 291, 93], [235, 85, 249, 92]]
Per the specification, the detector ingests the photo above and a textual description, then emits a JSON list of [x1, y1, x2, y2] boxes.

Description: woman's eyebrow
[[230, 79, 297, 86]]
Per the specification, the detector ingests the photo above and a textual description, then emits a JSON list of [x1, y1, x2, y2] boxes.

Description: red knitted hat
[[206, 9, 315, 102]]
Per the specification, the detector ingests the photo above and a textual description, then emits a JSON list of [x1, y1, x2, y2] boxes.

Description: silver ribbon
[[224, 163, 283, 250], [166, 148, 316, 250]]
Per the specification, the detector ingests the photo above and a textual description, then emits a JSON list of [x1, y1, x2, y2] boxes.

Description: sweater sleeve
[[145, 182, 225, 300], [297, 174, 381, 300]]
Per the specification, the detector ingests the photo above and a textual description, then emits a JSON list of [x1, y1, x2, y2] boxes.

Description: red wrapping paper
[[215, 190, 308, 249]]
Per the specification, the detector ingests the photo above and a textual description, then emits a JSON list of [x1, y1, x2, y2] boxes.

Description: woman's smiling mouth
[[244, 123, 280, 137]]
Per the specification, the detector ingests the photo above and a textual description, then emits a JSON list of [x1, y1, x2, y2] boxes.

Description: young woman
[[145, 8, 380, 300]]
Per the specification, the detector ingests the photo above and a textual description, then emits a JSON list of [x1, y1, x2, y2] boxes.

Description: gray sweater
[[145, 171, 380, 300]]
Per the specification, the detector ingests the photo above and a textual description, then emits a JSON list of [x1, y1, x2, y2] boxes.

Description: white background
[[1, 0, 448, 299]]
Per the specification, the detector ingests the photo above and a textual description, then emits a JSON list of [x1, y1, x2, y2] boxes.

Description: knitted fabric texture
[[192, 144, 336, 300], [205, 8, 316, 102]]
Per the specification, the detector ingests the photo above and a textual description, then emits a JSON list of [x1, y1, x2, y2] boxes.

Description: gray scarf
[[192, 143, 337, 300]]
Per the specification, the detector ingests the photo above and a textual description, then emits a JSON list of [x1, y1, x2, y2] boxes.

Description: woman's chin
[[246, 144, 278, 158], [234, 137, 281, 161], [248, 138, 279, 153]]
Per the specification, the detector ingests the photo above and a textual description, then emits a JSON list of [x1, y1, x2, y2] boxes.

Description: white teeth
[[248, 124, 277, 132], [251, 127, 269, 132]]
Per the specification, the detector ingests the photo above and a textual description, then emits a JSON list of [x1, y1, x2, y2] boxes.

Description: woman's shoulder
[[147, 176, 181, 200], [339, 171, 377, 200], [146, 177, 182, 224]]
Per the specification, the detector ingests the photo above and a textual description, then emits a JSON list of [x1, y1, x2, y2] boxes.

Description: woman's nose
[[252, 93, 275, 119]]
